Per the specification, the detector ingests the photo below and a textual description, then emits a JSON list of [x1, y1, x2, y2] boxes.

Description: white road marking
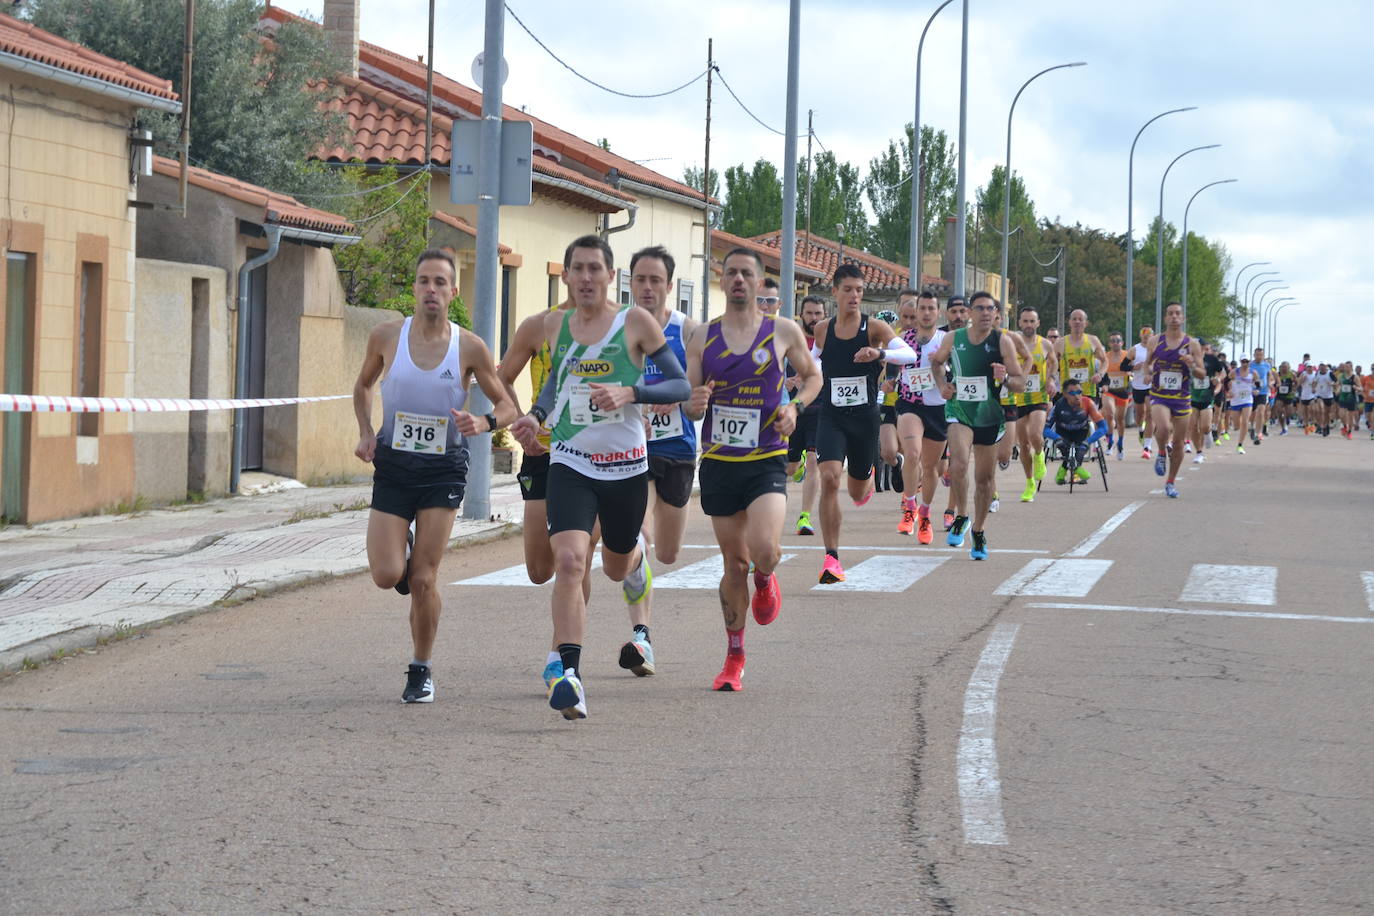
[[1362, 572, 1374, 615], [682, 544, 1051, 554], [993, 558, 1113, 597], [451, 553, 602, 587], [1180, 564, 1276, 606], [959, 622, 1020, 846], [655, 554, 796, 589], [1028, 602, 1374, 625], [812, 555, 947, 592], [1063, 500, 1146, 557]]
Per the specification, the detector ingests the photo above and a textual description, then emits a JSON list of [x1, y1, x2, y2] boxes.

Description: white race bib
[[569, 383, 624, 426], [1025, 375, 1042, 394], [1158, 371, 1183, 391], [1192, 374, 1210, 390], [710, 405, 760, 448], [830, 376, 868, 407], [1068, 367, 1090, 382], [648, 408, 684, 441], [901, 365, 936, 391], [1278, 385, 1290, 394], [1108, 372, 1127, 390], [392, 410, 448, 455], [955, 375, 989, 402], [1341, 383, 1353, 394]]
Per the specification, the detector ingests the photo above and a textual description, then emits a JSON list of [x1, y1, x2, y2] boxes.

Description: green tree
[[18, 0, 346, 197], [800, 151, 869, 250], [333, 165, 468, 326], [721, 159, 782, 238], [864, 124, 956, 266], [682, 165, 720, 225]]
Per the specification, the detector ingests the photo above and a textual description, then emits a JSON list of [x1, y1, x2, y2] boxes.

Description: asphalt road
[[2, 431, 1371, 915]]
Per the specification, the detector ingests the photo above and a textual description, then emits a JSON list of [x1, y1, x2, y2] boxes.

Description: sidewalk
[[0, 471, 524, 673]]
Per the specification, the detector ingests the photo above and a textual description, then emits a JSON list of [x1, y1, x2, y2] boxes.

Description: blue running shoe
[[548, 668, 587, 720], [542, 657, 564, 689], [1165, 481, 1179, 499], [1154, 454, 1167, 477], [970, 530, 988, 560], [946, 514, 969, 547]]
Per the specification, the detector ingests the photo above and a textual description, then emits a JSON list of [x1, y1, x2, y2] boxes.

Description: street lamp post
[[1180, 178, 1236, 318], [1231, 261, 1270, 356], [1271, 301, 1297, 357], [1260, 296, 1294, 355], [907, 0, 957, 279], [1240, 269, 1278, 355], [1247, 279, 1284, 355], [1126, 107, 1196, 342], [1000, 61, 1086, 307], [1155, 143, 1220, 329], [1254, 289, 1290, 355]]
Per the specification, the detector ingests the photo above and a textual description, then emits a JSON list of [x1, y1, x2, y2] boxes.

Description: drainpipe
[[600, 168, 638, 240], [230, 225, 284, 494]]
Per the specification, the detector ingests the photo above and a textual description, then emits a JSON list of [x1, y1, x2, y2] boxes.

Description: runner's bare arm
[[353, 321, 400, 462], [779, 317, 822, 410], [1001, 333, 1028, 393], [497, 311, 552, 412], [452, 330, 517, 436], [683, 322, 712, 420], [588, 307, 685, 410], [929, 334, 956, 400]]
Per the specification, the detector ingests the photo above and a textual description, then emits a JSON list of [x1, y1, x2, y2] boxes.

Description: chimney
[[322, 0, 360, 78]]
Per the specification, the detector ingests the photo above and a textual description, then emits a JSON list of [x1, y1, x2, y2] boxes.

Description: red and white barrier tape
[[0, 393, 350, 413]]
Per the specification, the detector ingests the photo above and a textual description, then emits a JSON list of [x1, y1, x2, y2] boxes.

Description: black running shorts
[[518, 452, 550, 502], [699, 455, 788, 517], [647, 455, 696, 509], [946, 417, 1004, 447], [545, 463, 648, 555], [816, 407, 879, 481], [896, 399, 949, 442], [787, 409, 819, 462], [371, 478, 464, 522]]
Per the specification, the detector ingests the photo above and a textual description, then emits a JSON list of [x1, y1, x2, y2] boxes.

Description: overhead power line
[[712, 67, 805, 138], [506, 4, 709, 99]]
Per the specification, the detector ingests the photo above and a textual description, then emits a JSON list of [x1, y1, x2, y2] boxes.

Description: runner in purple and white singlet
[[1143, 301, 1205, 498]]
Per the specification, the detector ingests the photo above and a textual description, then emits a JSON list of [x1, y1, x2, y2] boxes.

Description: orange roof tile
[[260, 5, 714, 205], [749, 231, 948, 292], [430, 210, 512, 255], [321, 76, 633, 213], [710, 229, 826, 279], [151, 155, 354, 236], [0, 17, 177, 103]]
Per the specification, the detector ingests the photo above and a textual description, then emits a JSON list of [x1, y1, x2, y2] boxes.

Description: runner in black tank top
[[813, 264, 916, 583]]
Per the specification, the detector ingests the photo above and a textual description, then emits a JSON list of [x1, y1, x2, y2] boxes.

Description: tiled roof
[[260, 5, 715, 205], [151, 156, 354, 236], [0, 16, 178, 103], [321, 76, 633, 213], [710, 229, 826, 279], [430, 210, 511, 255], [749, 231, 948, 292]]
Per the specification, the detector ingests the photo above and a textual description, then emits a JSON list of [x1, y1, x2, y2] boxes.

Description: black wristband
[[484, 413, 498, 432], [529, 406, 547, 424]]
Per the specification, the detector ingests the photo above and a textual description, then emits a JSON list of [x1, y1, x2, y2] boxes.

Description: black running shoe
[[402, 663, 433, 703], [891, 455, 905, 493], [395, 526, 415, 596]]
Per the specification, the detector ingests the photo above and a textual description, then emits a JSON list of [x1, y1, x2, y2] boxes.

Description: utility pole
[[953, 0, 969, 297], [1056, 245, 1066, 331], [464, 0, 504, 521], [423, 0, 435, 225], [701, 39, 713, 323], [805, 110, 814, 241], [779, 0, 800, 318]]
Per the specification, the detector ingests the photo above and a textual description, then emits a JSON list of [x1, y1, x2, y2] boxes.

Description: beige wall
[[132, 259, 231, 501], [0, 71, 139, 522]]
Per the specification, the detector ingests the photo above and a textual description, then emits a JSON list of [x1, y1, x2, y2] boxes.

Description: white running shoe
[[1193, 454, 1205, 464]]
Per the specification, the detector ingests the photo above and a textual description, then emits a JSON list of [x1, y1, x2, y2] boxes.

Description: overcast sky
[[286, 0, 1373, 365]]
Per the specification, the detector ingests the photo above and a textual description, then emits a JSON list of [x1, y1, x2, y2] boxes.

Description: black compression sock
[[557, 643, 582, 675], [826, 549, 839, 560]]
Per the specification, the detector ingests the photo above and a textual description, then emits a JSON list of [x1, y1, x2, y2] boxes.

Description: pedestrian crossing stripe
[[1181, 564, 1276, 606], [813, 555, 947, 593], [994, 558, 1114, 598], [1361, 571, 1374, 615], [654, 554, 797, 590]]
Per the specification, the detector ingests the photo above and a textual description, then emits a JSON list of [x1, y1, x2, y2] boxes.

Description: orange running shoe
[[898, 505, 916, 535], [712, 654, 745, 691], [818, 554, 846, 584], [917, 515, 934, 545], [751, 573, 781, 625]]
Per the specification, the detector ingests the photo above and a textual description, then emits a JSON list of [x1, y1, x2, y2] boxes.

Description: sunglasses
[[756, 296, 780, 305]]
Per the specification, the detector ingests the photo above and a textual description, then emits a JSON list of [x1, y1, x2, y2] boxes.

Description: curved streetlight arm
[[1001, 61, 1087, 305], [1240, 270, 1279, 350], [1125, 106, 1196, 339], [1154, 143, 1220, 328], [907, 0, 958, 274], [1180, 178, 1237, 316], [1270, 301, 1297, 356], [1248, 280, 1286, 354], [1230, 261, 1270, 355], [1257, 293, 1293, 355]]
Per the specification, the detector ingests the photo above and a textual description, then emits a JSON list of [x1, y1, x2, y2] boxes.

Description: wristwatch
[[485, 413, 498, 432]]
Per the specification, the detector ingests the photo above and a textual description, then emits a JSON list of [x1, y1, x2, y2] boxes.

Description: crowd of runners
[[352, 238, 1371, 714]]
